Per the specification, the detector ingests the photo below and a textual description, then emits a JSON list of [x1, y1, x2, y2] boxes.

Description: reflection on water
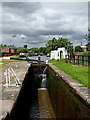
[[29, 66, 47, 119], [29, 97, 40, 119], [29, 66, 48, 119]]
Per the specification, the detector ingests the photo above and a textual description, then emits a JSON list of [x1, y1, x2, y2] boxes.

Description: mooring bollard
[[46, 60, 48, 64], [37, 55, 41, 75], [38, 55, 41, 65]]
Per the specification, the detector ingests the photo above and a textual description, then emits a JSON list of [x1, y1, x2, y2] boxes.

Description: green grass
[[9, 55, 19, 58], [0, 64, 7, 68], [0, 59, 26, 63], [49, 59, 89, 88]]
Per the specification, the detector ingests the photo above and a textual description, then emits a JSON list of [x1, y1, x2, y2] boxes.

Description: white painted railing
[[4, 67, 20, 87]]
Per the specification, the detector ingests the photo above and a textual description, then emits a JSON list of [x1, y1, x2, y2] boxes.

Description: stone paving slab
[[2, 91, 20, 100], [0, 100, 14, 119]]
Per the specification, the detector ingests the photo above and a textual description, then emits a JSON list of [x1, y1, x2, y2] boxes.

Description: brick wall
[[1, 47, 10, 53], [1, 47, 17, 54]]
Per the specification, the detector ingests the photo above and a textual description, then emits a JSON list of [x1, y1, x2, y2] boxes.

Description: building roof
[[1, 45, 19, 49], [81, 46, 86, 48], [1, 45, 24, 50]]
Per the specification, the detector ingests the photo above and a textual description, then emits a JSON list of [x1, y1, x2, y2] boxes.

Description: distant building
[[81, 42, 87, 52], [1, 44, 17, 53], [51, 47, 68, 60], [73, 42, 87, 53]]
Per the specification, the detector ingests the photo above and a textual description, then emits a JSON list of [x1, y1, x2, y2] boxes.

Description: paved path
[[0, 62, 31, 119]]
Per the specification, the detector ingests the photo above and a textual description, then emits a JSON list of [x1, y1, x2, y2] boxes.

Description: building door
[[60, 51, 63, 59]]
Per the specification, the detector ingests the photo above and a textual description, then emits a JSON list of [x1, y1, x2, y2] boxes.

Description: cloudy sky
[[1, 2, 88, 48]]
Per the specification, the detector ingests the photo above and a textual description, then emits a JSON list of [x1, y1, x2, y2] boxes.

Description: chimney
[[13, 44, 14, 47], [10, 44, 11, 46], [81, 42, 82, 46]]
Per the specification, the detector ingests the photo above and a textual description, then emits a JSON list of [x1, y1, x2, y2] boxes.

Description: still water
[[29, 66, 47, 119]]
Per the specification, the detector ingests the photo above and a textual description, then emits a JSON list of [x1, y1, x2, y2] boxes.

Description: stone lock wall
[[47, 64, 90, 119]]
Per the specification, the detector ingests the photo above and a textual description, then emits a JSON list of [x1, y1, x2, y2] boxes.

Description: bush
[[75, 46, 84, 52], [17, 48, 28, 53], [1, 51, 6, 54], [82, 52, 90, 56], [57, 59, 59, 62], [52, 58, 55, 60]]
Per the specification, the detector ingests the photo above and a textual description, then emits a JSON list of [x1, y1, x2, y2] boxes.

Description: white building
[[51, 47, 68, 60]]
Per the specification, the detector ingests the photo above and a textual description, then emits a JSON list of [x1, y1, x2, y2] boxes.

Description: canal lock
[[4, 63, 55, 120]]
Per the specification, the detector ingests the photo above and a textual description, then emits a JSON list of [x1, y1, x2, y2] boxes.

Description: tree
[[39, 47, 46, 54], [17, 48, 28, 53], [85, 43, 90, 51], [75, 46, 84, 52], [30, 48, 40, 53], [85, 29, 90, 51], [45, 37, 58, 51], [45, 37, 73, 54], [24, 45, 27, 48], [3, 44, 7, 47], [28, 50, 34, 53]]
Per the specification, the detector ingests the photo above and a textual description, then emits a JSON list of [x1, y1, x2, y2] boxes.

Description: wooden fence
[[65, 55, 90, 66]]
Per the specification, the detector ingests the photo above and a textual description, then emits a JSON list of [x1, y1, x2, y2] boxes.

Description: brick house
[[1, 44, 17, 53]]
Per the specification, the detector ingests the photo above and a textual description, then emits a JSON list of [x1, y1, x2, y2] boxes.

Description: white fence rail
[[4, 67, 20, 87]]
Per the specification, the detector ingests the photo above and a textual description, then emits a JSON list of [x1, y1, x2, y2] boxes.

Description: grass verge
[[49, 59, 89, 88], [0, 64, 7, 68], [9, 55, 19, 58], [0, 59, 26, 63]]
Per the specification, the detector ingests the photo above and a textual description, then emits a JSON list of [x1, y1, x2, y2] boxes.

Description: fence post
[[88, 56, 90, 66], [38, 55, 41, 75], [82, 56, 84, 66], [68, 54, 69, 59], [70, 55, 71, 64], [73, 55, 75, 65], [78, 56, 79, 65]]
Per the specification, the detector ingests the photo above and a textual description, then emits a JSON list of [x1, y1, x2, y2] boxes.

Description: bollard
[[37, 55, 41, 75], [38, 55, 41, 65], [46, 60, 48, 64]]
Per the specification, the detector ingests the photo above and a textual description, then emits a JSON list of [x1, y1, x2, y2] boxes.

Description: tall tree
[[85, 29, 90, 51], [75, 46, 83, 52], [30, 48, 39, 53], [24, 45, 27, 48], [85, 43, 90, 51], [17, 48, 28, 53], [45, 37, 73, 54], [39, 47, 46, 54]]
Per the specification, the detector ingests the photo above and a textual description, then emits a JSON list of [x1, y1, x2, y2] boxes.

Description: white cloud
[[2, 2, 88, 48]]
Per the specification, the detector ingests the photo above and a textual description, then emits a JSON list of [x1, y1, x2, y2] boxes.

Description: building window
[[2, 48, 4, 50]]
